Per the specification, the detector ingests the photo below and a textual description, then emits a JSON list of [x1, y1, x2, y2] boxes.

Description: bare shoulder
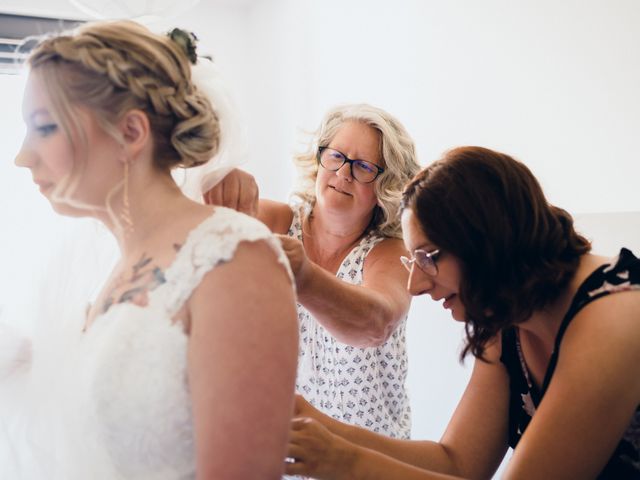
[[365, 237, 408, 264], [197, 238, 293, 296], [466, 336, 505, 375], [257, 199, 293, 234], [362, 237, 411, 306], [483, 335, 504, 363], [564, 250, 640, 344], [188, 238, 296, 329], [564, 289, 640, 358], [557, 289, 640, 400], [363, 237, 409, 279]]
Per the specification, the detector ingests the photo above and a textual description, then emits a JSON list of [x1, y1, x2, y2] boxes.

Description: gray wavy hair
[[292, 103, 421, 239]]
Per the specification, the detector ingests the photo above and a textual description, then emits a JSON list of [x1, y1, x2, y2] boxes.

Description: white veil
[[0, 218, 121, 479], [173, 55, 248, 202]]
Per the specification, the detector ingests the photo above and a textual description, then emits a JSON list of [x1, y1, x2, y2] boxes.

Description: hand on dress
[[277, 235, 312, 291], [285, 417, 348, 479], [202, 168, 259, 217]]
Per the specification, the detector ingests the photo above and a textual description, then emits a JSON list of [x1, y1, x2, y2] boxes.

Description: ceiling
[[2, 0, 90, 19], [0, 0, 260, 20]]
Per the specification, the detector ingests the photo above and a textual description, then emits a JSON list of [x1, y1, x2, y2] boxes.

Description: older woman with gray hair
[[207, 103, 421, 440]]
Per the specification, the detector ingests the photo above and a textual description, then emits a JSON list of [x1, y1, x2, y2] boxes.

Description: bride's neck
[[106, 174, 193, 255]]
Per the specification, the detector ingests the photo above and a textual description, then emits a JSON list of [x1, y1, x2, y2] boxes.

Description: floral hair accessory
[[167, 28, 198, 65]]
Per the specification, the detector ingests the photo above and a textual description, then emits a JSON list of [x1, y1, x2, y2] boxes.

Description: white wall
[[2, 1, 639, 472], [222, 0, 640, 445], [208, 0, 640, 212]]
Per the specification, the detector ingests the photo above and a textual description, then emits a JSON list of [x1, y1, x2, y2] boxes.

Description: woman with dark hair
[[285, 146, 640, 479]]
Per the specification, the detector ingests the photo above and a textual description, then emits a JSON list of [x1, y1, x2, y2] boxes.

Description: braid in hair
[[28, 20, 220, 170]]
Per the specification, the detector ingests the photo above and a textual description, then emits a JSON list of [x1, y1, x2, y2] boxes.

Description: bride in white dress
[[1, 20, 298, 479]]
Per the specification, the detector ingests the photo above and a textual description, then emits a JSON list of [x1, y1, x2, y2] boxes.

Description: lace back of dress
[[150, 207, 293, 320]]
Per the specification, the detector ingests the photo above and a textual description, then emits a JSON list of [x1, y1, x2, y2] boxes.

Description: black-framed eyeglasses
[[400, 248, 441, 276], [317, 146, 385, 184]]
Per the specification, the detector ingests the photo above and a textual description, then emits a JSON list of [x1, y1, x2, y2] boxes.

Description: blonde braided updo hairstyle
[[27, 20, 220, 171]]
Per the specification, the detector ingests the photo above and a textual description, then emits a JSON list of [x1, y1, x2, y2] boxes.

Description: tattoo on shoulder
[[101, 252, 167, 313]]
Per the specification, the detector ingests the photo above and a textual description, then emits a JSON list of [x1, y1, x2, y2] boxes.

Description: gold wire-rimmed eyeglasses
[[400, 248, 441, 276]]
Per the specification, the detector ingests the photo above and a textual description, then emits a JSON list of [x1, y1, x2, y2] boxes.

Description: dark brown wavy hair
[[401, 147, 591, 360]]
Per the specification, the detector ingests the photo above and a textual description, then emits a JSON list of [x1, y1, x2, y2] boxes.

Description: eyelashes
[[36, 124, 58, 137]]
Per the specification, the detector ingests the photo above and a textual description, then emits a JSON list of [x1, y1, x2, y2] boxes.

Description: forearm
[[335, 441, 463, 480], [297, 262, 398, 347], [328, 418, 457, 475]]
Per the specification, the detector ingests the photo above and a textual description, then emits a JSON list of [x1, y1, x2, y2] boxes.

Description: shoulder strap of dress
[[287, 201, 309, 241], [335, 232, 386, 281], [150, 207, 293, 318], [350, 231, 385, 260]]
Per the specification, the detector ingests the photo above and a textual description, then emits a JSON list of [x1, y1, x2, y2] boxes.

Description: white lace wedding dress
[[0, 207, 291, 480]]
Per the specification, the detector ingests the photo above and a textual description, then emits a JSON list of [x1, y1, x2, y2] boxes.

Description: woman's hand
[[277, 235, 313, 291], [285, 417, 354, 479], [202, 168, 259, 217], [293, 394, 330, 422]]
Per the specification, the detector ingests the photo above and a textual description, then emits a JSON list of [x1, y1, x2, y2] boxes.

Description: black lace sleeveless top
[[501, 248, 640, 479]]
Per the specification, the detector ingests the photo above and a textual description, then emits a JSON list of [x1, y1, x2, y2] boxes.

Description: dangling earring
[[121, 160, 134, 235]]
